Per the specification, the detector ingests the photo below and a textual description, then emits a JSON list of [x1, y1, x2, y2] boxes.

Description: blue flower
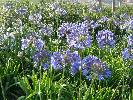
[[21, 38, 30, 50], [122, 47, 133, 60], [58, 22, 71, 38], [98, 16, 110, 23], [63, 50, 81, 75], [55, 8, 67, 15], [59, 21, 91, 49], [128, 35, 133, 47], [63, 50, 81, 64], [29, 13, 42, 23], [34, 39, 45, 51], [3, 2, 13, 11], [120, 13, 129, 19], [71, 62, 81, 75], [39, 25, 53, 36], [42, 63, 49, 70], [90, 20, 100, 29], [96, 30, 115, 48], [16, 7, 27, 15], [128, 20, 133, 30], [32, 50, 51, 70], [50, 3, 59, 10], [32, 50, 51, 63], [51, 52, 65, 70], [82, 55, 111, 80]]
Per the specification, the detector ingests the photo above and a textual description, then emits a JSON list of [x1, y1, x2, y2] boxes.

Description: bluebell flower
[[34, 39, 45, 51], [51, 52, 65, 70], [130, 16, 133, 20], [16, 7, 27, 15], [50, 3, 67, 15], [21, 38, 30, 50], [82, 55, 111, 81], [96, 30, 115, 48]]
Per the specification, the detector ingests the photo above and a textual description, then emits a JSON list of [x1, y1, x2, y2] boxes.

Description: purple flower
[[58, 22, 71, 37], [3, 2, 13, 11], [71, 62, 81, 75], [90, 20, 100, 29], [122, 47, 133, 60], [51, 52, 65, 70], [29, 13, 42, 23], [128, 35, 133, 47], [50, 3, 67, 15], [39, 25, 53, 36], [63, 50, 81, 64], [120, 13, 129, 19], [82, 55, 111, 80], [50, 3, 59, 10], [128, 20, 133, 30], [21, 38, 30, 50], [66, 32, 91, 49], [34, 39, 45, 51], [96, 30, 115, 48], [63, 50, 81, 75], [32, 50, 51, 70], [55, 7, 67, 15], [59, 21, 91, 49], [16, 7, 27, 15], [98, 16, 110, 23], [42, 63, 49, 70]]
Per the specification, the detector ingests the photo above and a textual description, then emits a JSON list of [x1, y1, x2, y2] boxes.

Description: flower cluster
[[21, 37, 45, 51], [59, 21, 91, 49], [51, 52, 65, 70], [29, 13, 42, 24], [122, 35, 133, 60], [3, 2, 13, 11], [50, 3, 67, 15], [82, 55, 111, 80], [98, 16, 110, 23], [16, 7, 28, 15], [32, 48, 111, 81], [51, 50, 81, 75], [32, 50, 51, 70], [39, 24, 53, 36], [63, 50, 81, 75], [96, 30, 115, 48]]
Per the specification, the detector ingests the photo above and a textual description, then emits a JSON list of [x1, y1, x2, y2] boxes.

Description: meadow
[[0, 0, 133, 100]]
